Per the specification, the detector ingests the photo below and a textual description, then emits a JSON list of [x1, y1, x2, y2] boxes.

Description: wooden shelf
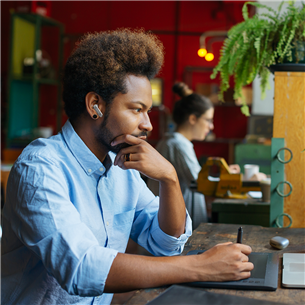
[[6, 13, 64, 148]]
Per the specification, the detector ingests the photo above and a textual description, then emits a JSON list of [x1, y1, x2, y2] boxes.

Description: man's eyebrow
[[130, 101, 150, 110]]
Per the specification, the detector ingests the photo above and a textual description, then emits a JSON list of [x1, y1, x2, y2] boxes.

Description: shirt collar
[[62, 120, 113, 176]]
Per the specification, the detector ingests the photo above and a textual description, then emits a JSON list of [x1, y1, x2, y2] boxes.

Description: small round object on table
[[270, 236, 289, 250]]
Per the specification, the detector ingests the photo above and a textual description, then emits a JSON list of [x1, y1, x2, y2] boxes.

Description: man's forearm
[[158, 172, 187, 237], [104, 252, 196, 293], [105, 243, 254, 293]]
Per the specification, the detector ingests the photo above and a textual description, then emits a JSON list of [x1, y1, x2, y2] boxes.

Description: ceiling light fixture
[[198, 31, 227, 62]]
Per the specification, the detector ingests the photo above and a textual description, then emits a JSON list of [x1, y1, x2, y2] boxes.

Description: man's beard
[[95, 113, 147, 154]]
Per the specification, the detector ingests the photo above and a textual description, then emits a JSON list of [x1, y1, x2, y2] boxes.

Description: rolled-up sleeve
[[148, 207, 192, 256], [7, 157, 118, 297]]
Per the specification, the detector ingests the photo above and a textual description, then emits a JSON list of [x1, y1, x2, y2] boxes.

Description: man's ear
[[188, 114, 197, 125], [85, 92, 105, 119]]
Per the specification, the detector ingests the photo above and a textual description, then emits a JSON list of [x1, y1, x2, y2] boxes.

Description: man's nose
[[140, 113, 153, 132]]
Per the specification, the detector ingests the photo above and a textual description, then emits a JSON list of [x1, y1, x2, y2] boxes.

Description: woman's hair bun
[[172, 82, 193, 98]]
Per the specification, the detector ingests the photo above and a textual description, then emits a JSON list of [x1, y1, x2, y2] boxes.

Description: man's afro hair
[[63, 28, 164, 120]]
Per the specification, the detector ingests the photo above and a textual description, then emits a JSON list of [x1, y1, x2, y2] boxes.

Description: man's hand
[[112, 134, 176, 182], [191, 242, 254, 282], [112, 134, 186, 237]]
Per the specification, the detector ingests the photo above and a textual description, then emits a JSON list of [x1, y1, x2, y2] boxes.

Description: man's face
[[95, 75, 153, 154]]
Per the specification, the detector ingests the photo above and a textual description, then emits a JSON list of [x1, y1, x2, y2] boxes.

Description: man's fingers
[[115, 152, 142, 168], [215, 242, 252, 255], [111, 134, 142, 147], [216, 242, 233, 246], [243, 262, 254, 271], [241, 253, 249, 262], [114, 147, 140, 166], [239, 270, 252, 280], [238, 244, 252, 255]]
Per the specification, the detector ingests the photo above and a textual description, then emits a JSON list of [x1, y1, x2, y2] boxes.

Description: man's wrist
[[159, 166, 179, 184]]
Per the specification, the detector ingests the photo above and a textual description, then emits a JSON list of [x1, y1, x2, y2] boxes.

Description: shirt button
[[88, 169, 92, 173], [99, 167, 103, 172], [106, 221, 109, 226]]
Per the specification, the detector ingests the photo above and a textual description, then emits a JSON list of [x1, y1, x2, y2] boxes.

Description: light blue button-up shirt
[[1, 121, 192, 305]]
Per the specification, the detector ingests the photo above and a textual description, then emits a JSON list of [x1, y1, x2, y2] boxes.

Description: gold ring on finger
[[125, 153, 131, 162]]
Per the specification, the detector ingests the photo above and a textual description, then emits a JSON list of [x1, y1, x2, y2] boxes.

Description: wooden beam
[[273, 72, 305, 228]]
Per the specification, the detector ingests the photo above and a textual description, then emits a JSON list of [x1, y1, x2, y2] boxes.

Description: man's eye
[[147, 109, 152, 114]]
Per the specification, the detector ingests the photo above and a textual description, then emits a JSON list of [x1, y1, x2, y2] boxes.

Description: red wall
[[1, 1, 250, 162]]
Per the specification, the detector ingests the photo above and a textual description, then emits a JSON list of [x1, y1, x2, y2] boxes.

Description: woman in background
[[148, 82, 240, 229]]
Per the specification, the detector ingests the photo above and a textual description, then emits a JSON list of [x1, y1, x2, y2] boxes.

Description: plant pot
[[283, 41, 305, 64], [268, 63, 305, 74], [269, 41, 305, 74]]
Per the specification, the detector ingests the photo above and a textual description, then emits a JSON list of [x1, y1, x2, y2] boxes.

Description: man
[[2, 29, 253, 305]]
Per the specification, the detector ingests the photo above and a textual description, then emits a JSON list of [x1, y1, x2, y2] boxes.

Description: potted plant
[[211, 1, 305, 115]]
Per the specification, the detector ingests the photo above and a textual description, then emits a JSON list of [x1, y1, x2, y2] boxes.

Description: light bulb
[[198, 48, 207, 57], [205, 53, 214, 61]]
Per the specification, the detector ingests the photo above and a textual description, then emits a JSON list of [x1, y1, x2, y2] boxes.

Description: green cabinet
[[6, 13, 64, 148], [212, 199, 271, 227], [212, 138, 287, 227], [235, 143, 271, 175]]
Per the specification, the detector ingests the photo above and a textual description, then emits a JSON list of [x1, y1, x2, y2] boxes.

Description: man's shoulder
[[18, 133, 67, 165]]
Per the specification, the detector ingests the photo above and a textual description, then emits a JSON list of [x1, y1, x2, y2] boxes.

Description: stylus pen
[[237, 227, 243, 243]]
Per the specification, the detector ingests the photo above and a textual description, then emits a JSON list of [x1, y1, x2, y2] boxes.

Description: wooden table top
[[126, 223, 305, 305]]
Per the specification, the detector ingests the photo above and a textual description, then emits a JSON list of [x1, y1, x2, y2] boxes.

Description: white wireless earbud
[[93, 104, 103, 118]]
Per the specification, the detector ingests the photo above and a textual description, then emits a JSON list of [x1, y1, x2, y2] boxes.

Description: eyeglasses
[[203, 118, 214, 126]]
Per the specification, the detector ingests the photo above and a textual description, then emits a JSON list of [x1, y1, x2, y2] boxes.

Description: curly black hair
[[62, 29, 164, 120], [172, 82, 213, 126]]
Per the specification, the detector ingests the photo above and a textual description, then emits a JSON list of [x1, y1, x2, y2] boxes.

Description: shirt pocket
[[108, 208, 135, 251], [113, 208, 135, 228]]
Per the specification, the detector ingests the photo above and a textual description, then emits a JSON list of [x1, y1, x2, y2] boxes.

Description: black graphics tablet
[[146, 285, 287, 305], [185, 250, 279, 291]]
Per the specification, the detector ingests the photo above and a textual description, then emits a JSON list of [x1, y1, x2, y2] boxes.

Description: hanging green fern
[[211, 1, 305, 115]]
